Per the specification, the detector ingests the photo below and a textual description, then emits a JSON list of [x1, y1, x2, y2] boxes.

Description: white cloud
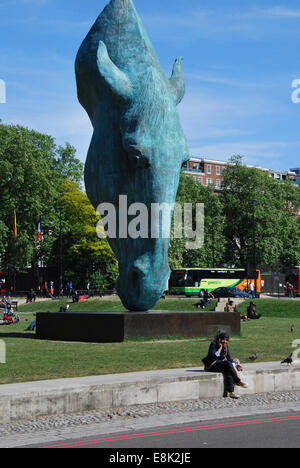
[[263, 7, 300, 19], [177, 88, 276, 142], [186, 73, 275, 90]]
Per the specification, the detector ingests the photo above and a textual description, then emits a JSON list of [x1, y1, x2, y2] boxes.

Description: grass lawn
[[17, 296, 218, 313], [0, 297, 298, 385]]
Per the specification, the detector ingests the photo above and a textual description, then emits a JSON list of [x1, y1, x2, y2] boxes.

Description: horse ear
[[169, 57, 185, 105], [97, 41, 132, 102]]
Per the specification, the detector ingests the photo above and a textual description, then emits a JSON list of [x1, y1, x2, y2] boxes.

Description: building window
[[206, 178, 212, 185], [207, 165, 211, 174], [216, 166, 220, 175], [198, 177, 202, 185], [216, 179, 221, 188]]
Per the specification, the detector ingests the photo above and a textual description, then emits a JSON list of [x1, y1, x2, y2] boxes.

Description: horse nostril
[[130, 265, 146, 282], [131, 270, 139, 282], [125, 145, 151, 168]]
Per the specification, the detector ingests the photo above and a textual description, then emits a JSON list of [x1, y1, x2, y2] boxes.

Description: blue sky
[[0, 0, 300, 171]]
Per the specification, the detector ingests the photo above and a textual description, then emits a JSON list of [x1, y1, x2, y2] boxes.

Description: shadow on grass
[[0, 331, 36, 339]]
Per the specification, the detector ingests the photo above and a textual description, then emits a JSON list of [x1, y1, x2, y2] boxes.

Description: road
[[23, 411, 300, 449]]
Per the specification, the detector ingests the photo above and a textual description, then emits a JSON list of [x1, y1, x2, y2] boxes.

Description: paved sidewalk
[[2, 390, 300, 448]]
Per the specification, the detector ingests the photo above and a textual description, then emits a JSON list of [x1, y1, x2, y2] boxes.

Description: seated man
[[72, 290, 79, 303], [247, 301, 261, 319], [195, 290, 214, 309], [225, 300, 238, 313], [25, 319, 36, 331]]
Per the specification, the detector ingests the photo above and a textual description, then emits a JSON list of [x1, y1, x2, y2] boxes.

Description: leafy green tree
[[89, 264, 118, 291], [51, 143, 84, 184], [90, 269, 109, 291], [0, 121, 58, 271], [168, 172, 225, 269], [52, 179, 118, 289], [0, 120, 85, 283], [220, 156, 300, 269]]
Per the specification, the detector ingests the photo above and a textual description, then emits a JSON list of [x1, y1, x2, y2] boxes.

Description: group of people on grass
[[0, 295, 19, 324], [195, 289, 262, 320], [223, 299, 261, 319], [224, 299, 261, 320]]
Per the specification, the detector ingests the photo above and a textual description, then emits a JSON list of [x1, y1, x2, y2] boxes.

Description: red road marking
[[42, 414, 300, 448]]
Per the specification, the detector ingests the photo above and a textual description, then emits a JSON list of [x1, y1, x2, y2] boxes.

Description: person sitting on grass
[[25, 319, 36, 331], [195, 290, 214, 309], [72, 290, 80, 303], [246, 301, 261, 320], [3, 304, 19, 324], [225, 300, 239, 313]]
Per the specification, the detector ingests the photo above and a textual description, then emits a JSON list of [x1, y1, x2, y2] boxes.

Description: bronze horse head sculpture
[[75, 0, 189, 311]]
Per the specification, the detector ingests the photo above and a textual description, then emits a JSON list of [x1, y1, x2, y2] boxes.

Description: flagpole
[[35, 215, 43, 292], [59, 208, 63, 292]]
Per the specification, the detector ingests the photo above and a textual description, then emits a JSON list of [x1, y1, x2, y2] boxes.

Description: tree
[[0, 121, 58, 271], [53, 179, 118, 288], [220, 156, 300, 269], [168, 172, 225, 269], [0, 120, 85, 285], [51, 142, 84, 184]]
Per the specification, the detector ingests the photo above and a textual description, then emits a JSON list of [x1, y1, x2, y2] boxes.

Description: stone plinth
[[36, 311, 240, 343]]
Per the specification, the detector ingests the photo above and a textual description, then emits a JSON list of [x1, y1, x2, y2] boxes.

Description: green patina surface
[[75, 0, 189, 312]]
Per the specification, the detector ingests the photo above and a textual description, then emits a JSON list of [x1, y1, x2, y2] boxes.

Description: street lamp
[[57, 201, 72, 294], [250, 199, 258, 297], [59, 207, 63, 292]]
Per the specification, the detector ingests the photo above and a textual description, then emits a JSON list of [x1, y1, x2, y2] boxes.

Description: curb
[[0, 362, 299, 424]]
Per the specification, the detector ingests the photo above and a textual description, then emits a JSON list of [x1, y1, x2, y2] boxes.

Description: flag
[[13, 209, 17, 238], [36, 216, 42, 242]]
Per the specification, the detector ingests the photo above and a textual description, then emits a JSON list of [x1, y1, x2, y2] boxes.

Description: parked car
[[212, 287, 250, 298]]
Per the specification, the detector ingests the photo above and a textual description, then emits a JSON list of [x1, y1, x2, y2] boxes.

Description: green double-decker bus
[[169, 268, 261, 296]]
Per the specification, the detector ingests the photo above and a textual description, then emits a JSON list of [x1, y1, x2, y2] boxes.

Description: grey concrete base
[[0, 362, 299, 424], [36, 310, 241, 342]]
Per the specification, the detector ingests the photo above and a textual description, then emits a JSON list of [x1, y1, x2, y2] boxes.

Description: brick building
[[183, 158, 226, 189], [183, 157, 297, 190], [290, 167, 300, 187]]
